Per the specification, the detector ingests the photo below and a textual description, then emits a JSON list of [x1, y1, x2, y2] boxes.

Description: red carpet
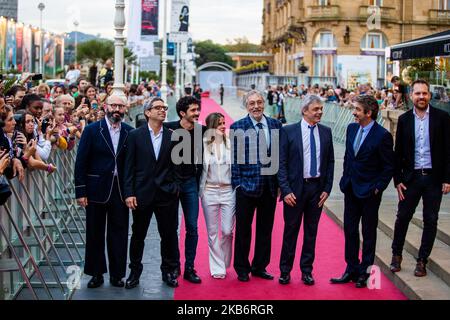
[[173, 98, 406, 300]]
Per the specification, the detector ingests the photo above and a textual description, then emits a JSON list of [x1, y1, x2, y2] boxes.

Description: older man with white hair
[[75, 94, 133, 289]]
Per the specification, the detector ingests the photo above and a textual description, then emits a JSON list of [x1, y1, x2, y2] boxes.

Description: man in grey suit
[[277, 95, 335, 285]]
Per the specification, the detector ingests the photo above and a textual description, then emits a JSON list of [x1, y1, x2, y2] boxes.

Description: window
[[439, 0, 450, 9], [369, 0, 383, 6], [313, 31, 337, 77], [360, 32, 388, 82], [318, 0, 329, 6], [313, 32, 337, 48], [361, 32, 387, 50]]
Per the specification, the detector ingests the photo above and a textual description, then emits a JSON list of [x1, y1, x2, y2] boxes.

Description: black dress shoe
[[251, 270, 274, 280], [355, 274, 369, 288], [110, 277, 125, 288], [330, 272, 358, 284], [87, 275, 104, 288], [125, 273, 140, 289], [184, 267, 201, 284], [174, 266, 181, 278], [237, 273, 250, 282], [302, 273, 315, 286], [279, 272, 290, 285], [162, 272, 179, 288]]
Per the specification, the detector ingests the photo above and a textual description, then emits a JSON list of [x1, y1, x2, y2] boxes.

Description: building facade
[[262, 0, 450, 87], [0, 0, 18, 20]]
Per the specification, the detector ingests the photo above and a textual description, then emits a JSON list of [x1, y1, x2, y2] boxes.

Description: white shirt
[[65, 69, 80, 85], [301, 119, 321, 178], [148, 125, 163, 160], [414, 106, 432, 169], [206, 142, 231, 186], [249, 115, 270, 148], [106, 119, 121, 154], [106, 119, 121, 176]]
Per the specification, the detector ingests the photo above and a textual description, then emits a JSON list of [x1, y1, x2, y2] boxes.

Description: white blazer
[[199, 137, 232, 198]]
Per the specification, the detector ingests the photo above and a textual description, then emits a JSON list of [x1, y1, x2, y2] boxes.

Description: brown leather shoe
[[390, 255, 403, 273], [414, 260, 427, 277]]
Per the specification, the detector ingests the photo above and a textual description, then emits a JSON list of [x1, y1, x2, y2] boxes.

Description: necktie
[[309, 125, 317, 177], [256, 122, 267, 148], [353, 127, 364, 155]]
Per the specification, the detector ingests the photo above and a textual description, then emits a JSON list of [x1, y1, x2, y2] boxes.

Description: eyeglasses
[[151, 106, 168, 112], [248, 100, 264, 107], [109, 104, 126, 109]]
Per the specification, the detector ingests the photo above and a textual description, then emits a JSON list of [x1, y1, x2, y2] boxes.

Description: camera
[[13, 113, 24, 125], [31, 74, 43, 81], [41, 117, 52, 134], [12, 129, 24, 151]]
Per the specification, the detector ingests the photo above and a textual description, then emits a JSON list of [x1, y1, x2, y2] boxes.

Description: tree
[[224, 37, 262, 53], [194, 40, 233, 68], [77, 39, 137, 65]]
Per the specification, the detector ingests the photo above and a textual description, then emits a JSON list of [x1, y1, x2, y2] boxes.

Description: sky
[[17, 0, 263, 44]]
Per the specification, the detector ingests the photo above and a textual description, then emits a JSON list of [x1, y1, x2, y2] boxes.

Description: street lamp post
[[38, 2, 45, 74], [73, 20, 79, 66], [175, 43, 181, 100], [112, 0, 126, 97], [160, 0, 169, 103]]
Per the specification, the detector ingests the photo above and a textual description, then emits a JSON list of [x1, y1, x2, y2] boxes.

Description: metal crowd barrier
[[266, 97, 385, 144], [0, 96, 179, 300], [0, 148, 84, 300]]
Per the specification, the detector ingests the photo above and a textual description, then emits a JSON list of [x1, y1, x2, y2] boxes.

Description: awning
[[390, 29, 450, 60]]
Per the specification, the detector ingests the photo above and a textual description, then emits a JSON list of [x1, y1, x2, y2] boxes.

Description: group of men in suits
[[75, 78, 449, 290]]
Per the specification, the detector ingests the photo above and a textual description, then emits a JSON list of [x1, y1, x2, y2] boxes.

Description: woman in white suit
[[199, 112, 235, 279]]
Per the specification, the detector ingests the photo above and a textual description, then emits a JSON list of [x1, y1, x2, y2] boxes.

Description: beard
[[107, 111, 124, 124]]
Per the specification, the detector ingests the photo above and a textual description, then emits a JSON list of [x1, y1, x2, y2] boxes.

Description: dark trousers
[[392, 174, 442, 262], [233, 185, 277, 275], [179, 177, 200, 269], [220, 94, 224, 105], [279, 180, 322, 274], [84, 178, 129, 278], [129, 195, 180, 276], [343, 185, 382, 276]]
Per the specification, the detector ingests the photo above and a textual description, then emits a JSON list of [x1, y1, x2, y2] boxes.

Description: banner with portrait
[[170, 0, 190, 42], [43, 33, 55, 76], [22, 26, 32, 73], [0, 17, 7, 70], [16, 24, 23, 72], [32, 29, 41, 73], [6, 21, 16, 70], [55, 36, 64, 72], [140, 0, 159, 41]]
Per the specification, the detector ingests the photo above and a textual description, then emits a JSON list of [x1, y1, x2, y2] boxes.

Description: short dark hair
[[411, 79, 430, 92], [20, 94, 43, 111], [390, 76, 400, 83], [354, 94, 379, 121], [176, 96, 201, 119], [77, 77, 88, 85], [5, 85, 27, 98]]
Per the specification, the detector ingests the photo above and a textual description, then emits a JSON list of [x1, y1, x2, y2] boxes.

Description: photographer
[[16, 111, 56, 174], [52, 106, 78, 151], [21, 94, 52, 161], [5, 85, 27, 111], [0, 106, 25, 181]]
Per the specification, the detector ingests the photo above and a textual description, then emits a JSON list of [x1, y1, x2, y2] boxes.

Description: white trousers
[[201, 186, 236, 276]]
